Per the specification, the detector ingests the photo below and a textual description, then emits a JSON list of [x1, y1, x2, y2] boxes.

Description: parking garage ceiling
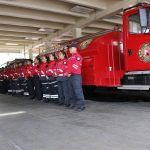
[[0, 0, 145, 53]]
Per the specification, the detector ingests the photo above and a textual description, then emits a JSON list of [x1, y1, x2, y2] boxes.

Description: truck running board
[[117, 85, 150, 90]]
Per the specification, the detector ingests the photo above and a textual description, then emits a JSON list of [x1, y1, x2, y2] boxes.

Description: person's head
[[27, 59, 33, 65], [13, 63, 16, 68], [41, 55, 48, 63], [34, 57, 41, 64], [58, 51, 67, 60], [24, 61, 27, 66], [69, 43, 77, 54], [10, 65, 13, 69], [49, 53, 57, 61], [16, 63, 19, 68], [19, 62, 22, 67]]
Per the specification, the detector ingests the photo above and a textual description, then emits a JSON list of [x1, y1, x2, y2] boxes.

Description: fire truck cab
[[119, 3, 150, 90]]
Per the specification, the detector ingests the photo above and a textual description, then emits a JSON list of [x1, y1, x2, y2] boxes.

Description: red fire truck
[[39, 3, 150, 95], [59, 3, 150, 94]]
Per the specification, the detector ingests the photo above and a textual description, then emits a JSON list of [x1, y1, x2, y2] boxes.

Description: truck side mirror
[[139, 8, 148, 28]]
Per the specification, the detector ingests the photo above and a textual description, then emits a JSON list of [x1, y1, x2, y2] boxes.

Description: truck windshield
[[129, 10, 150, 34]]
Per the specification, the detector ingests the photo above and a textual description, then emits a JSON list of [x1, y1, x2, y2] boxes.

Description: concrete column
[[28, 48, 33, 60], [72, 28, 82, 38]]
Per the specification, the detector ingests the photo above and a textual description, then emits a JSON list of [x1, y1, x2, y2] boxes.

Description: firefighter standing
[[3, 67, 9, 93], [17, 62, 24, 95], [0, 68, 6, 93], [22, 61, 29, 96], [45, 53, 58, 102], [8, 65, 14, 94], [67, 43, 85, 111], [12, 63, 19, 95], [26, 59, 35, 99], [32, 57, 43, 100], [39, 55, 49, 101], [56, 51, 70, 106]]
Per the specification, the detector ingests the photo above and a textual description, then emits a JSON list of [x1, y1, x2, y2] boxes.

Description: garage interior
[[0, 0, 132, 64], [0, 0, 150, 150]]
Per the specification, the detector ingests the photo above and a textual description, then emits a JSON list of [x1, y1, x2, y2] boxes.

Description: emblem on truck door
[[138, 43, 150, 62]]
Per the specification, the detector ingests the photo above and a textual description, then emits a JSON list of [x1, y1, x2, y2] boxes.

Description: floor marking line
[[0, 111, 26, 117]]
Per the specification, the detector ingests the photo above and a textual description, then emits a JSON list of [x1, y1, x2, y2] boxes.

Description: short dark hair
[[41, 55, 48, 62], [35, 57, 41, 64], [59, 51, 67, 59], [69, 43, 77, 48], [49, 53, 57, 60]]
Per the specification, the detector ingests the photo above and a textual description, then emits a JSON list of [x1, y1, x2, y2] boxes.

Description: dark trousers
[[68, 74, 85, 108], [57, 76, 70, 105], [8, 79, 13, 94], [0, 80, 4, 93], [22, 79, 29, 96], [0, 79, 8, 94], [33, 75, 43, 100], [49, 77, 58, 102], [8, 79, 22, 95], [17, 77, 24, 95], [3, 79, 8, 93], [27, 77, 35, 97], [40, 76, 49, 99], [41, 76, 58, 102], [12, 79, 18, 95]]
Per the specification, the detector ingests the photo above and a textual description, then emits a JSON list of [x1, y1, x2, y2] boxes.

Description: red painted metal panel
[[78, 32, 124, 87]]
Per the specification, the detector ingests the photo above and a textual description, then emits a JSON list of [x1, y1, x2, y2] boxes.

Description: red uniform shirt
[[5, 69, 10, 79], [13, 67, 19, 79], [0, 71, 3, 80], [17, 66, 23, 78], [21, 66, 27, 78], [9, 68, 14, 79], [67, 52, 83, 75], [32, 64, 41, 76], [46, 61, 56, 77], [23, 64, 33, 78], [39, 62, 48, 76], [55, 59, 68, 77], [27, 64, 34, 78], [3, 70, 7, 79], [22, 66, 27, 78]]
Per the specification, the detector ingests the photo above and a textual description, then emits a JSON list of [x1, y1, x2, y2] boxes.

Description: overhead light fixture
[[25, 37, 39, 40], [5, 43, 19, 46], [71, 5, 95, 14], [38, 28, 55, 33], [38, 28, 46, 32], [25, 37, 29, 40], [31, 37, 39, 40]]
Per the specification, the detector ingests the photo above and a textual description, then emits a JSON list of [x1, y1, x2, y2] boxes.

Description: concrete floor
[[0, 95, 150, 150]]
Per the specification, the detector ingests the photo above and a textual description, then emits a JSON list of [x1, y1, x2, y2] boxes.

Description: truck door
[[124, 10, 150, 71]]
